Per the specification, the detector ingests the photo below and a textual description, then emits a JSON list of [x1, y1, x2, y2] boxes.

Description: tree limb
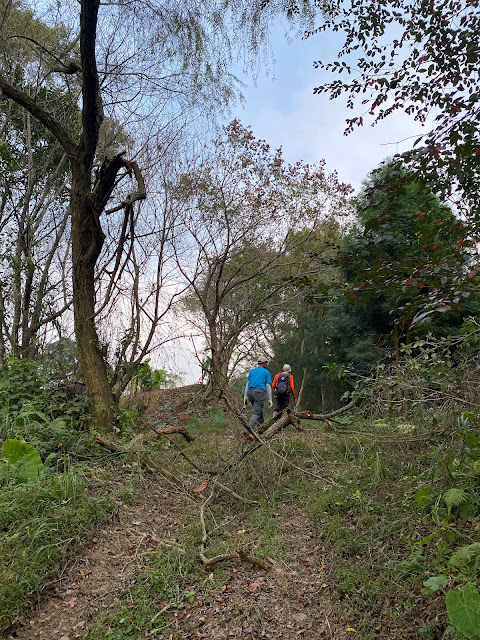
[[296, 397, 359, 422], [199, 488, 270, 570], [80, 0, 103, 166], [0, 74, 77, 157]]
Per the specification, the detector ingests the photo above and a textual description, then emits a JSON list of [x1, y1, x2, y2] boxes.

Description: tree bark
[[71, 164, 114, 426], [296, 396, 358, 422], [296, 367, 309, 412], [210, 347, 228, 396]]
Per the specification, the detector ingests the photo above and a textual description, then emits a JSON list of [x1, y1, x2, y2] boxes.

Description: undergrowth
[[0, 468, 116, 631], [139, 408, 480, 640], [0, 360, 124, 632], [3, 358, 480, 640], [281, 414, 480, 640]]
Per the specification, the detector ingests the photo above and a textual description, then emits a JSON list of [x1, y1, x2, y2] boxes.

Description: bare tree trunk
[[210, 347, 228, 396], [71, 166, 114, 427], [296, 367, 309, 412], [0, 292, 6, 365]]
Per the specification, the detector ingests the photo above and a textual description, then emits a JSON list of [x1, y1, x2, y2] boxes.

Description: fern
[[449, 543, 480, 573], [415, 486, 434, 507], [443, 488, 469, 517]]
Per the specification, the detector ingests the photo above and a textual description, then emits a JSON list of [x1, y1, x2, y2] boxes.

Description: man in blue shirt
[[244, 358, 273, 430]]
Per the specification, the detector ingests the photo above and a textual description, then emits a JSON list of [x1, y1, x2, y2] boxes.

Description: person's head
[[257, 358, 269, 368], [282, 364, 291, 372]]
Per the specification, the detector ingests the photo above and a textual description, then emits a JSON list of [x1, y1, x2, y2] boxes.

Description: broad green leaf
[[423, 575, 448, 592], [446, 583, 480, 639], [1, 439, 44, 482]]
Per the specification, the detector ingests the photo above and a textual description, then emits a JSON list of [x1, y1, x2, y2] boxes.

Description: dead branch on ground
[[160, 432, 259, 506], [219, 409, 335, 484], [94, 431, 196, 496], [151, 425, 194, 441], [296, 397, 358, 424], [199, 487, 271, 571]]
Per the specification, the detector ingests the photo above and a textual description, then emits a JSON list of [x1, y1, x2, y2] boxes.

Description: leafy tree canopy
[[308, 0, 480, 219], [340, 162, 478, 332]]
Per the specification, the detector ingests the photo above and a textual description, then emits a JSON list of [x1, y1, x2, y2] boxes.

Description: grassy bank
[[82, 408, 480, 639], [0, 468, 116, 631], [0, 360, 121, 632]]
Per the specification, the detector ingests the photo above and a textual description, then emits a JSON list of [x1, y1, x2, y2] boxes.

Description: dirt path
[[12, 481, 179, 640], [173, 505, 339, 640], [11, 486, 340, 640], [11, 386, 344, 640]]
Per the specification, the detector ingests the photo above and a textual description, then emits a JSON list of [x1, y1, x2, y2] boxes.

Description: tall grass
[[0, 469, 116, 631]]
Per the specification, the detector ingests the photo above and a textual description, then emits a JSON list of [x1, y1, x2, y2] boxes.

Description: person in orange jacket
[[272, 364, 296, 418]]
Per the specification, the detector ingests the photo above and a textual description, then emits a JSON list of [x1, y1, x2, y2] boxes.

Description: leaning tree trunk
[[71, 166, 114, 427], [296, 367, 309, 412]]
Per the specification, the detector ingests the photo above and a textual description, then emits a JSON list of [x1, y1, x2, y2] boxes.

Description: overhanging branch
[[0, 74, 77, 158]]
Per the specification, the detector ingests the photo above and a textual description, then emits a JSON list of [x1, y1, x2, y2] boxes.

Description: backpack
[[276, 372, 290, 396]]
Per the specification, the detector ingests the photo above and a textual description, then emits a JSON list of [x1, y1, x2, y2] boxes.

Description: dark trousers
[[247, 387, 266, 429], [273, 392, 289, 417]]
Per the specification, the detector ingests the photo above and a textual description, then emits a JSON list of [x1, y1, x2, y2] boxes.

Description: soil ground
[[9, 386, 344, 640]]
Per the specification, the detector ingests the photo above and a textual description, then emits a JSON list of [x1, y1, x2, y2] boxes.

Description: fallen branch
[[296, 397, 358, 423], [151, 425, 194, 441], [162, 433, 259, 506], [199, 488, 270, 570], [221, 408, 301, 474], [94, 434, 196, 497], [257, 407, 303, 435], [200, 549, 271, 570], [215, 481, 260, 506], [219, 409, 335, 484], [328, 426, 449, 442], [248, 424, 336, 485], [150, 602, 174, 624]]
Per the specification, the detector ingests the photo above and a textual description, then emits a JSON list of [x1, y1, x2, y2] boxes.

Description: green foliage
[[310, 0, 480, 220], [449, 544, 480, 575], [0, 469, 115, 631], [0, 439, 44, 483], [423, 575, 448, 592], [444, 488, 469, 518], [0, 360, 89, 459], [340, 162, 475, 334], [416, 486, 435, 507], [0, 359, 47, 413], [210, 407, 225, 424], [129, 360, 178, 391], [268, 165, 480, 415], [372, 451, 387, 483], [446, 583, 480, 639]]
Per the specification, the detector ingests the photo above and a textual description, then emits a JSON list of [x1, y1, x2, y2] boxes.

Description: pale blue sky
[[230, 23, 426, 193]]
